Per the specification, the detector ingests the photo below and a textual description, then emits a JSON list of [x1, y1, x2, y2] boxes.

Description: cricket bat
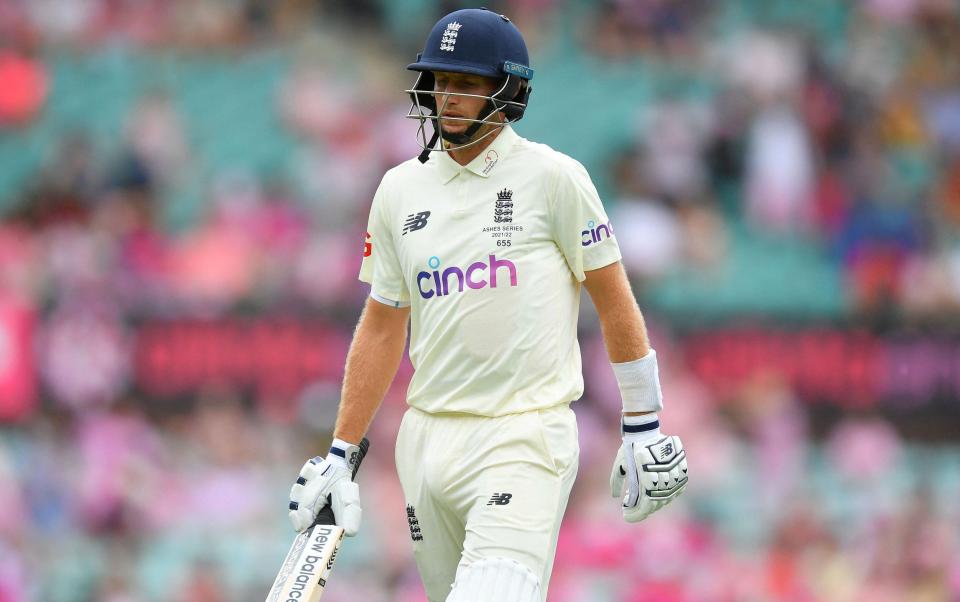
[[266, 438, 370, 602]]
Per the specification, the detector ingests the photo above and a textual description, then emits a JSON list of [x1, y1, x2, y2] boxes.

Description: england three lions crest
[[495, 189, 513, 223]]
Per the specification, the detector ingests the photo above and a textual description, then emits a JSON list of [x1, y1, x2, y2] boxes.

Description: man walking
[[287, 8, 688, 602]]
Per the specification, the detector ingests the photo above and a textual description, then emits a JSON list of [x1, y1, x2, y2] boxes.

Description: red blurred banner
[[0, 295, 37, 420], [685, 329, 960, 408], [135, 318, 349, 403], [5, 316, 958, 422]]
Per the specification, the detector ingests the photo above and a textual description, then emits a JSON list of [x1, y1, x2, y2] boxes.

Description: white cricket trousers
[[395, 403, 579, 602]]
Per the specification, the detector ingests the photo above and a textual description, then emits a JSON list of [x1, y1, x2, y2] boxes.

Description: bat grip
[[315, 502, 337, 526], [314, 437, 370, 527], [351, 437, 370, 481]]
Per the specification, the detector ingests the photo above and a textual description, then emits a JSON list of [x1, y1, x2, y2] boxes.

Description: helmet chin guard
[[406, 70, 531, 163], [404, 8, 534, 163]]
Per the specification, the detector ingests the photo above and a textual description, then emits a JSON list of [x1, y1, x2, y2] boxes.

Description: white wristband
[[327, 438, 353, 470], [612, 349, 663, 413]]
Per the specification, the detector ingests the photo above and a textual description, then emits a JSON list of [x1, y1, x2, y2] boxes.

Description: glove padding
[[288, 456, 361, 535], [610, 434, 688, 522]]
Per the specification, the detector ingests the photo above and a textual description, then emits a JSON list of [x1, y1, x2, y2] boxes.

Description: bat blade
[[265, 523, 344, 602]]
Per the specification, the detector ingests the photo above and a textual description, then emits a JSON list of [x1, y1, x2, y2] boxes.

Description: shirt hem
[[405, 397, 580, 419]]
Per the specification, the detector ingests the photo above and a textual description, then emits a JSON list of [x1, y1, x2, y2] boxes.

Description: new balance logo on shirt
[[403, 211, 431, 235], [487, 492, 513, 506]]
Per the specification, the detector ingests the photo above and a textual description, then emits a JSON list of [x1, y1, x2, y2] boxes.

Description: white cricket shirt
[[359, 126, 621, 416]]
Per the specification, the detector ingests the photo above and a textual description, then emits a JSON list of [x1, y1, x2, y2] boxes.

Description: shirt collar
[[432, 125, 519, 184]]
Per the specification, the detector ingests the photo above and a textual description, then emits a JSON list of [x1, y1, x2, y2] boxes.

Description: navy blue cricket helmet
[[406, 8, 534, 162]]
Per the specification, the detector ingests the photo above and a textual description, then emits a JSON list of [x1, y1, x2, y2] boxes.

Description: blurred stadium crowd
[[1, 0, 959, 600]]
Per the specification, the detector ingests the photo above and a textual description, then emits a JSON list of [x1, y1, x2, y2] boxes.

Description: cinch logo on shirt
[[417, 254, 518, 299], [582, 220, 614, 247]]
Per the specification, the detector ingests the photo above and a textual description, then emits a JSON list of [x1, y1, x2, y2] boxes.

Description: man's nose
[[441, 87, 459, 103], [438, 97, 458, 115]]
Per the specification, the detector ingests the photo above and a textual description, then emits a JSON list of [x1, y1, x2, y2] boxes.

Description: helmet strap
[[439, 120, 484, 144], [439, 99, 498, 143], [418, 130, 440, 164]]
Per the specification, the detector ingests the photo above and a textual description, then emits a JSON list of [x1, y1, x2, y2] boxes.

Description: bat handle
[[314, 437, 370, 527], [351, 437, 370, 481], [314, 503, 337, 526]]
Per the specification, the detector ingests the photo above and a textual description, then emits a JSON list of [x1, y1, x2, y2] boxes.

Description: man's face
[[432, 71, 500, 136]]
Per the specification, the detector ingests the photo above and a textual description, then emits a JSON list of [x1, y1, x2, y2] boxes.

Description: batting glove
[[288, 439, 362, 535], [610, 415, 688, 522]]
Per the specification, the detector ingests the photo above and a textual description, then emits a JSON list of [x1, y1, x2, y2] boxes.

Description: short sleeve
[[549, 157, 622, 282], [358, 174, 410, 305]]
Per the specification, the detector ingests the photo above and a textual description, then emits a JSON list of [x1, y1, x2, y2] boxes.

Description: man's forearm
[[583, 262, 655, 415], [585, 263, 650, 363], [596, 298, 649, 363], [334, 302, 409, 443], [598, 304, 654, 416]]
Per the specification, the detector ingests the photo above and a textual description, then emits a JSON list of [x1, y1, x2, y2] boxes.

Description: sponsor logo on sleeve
[[581, 219, 614, 247]]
